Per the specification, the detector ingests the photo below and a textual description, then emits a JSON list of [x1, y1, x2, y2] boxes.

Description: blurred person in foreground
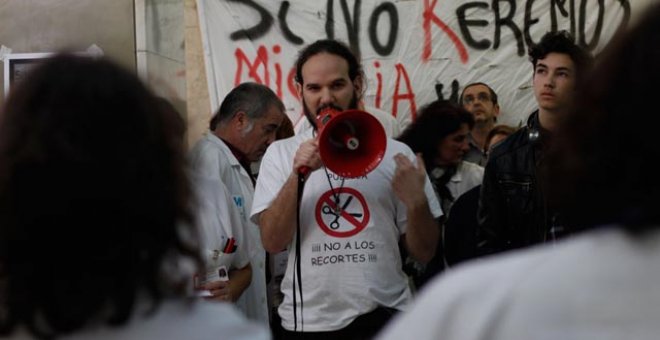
[[0, 54, 269, 340], [378, 5, 660, 339]]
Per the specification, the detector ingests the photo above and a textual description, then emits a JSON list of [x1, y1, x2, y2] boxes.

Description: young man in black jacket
[[477, 31, 592, 255]]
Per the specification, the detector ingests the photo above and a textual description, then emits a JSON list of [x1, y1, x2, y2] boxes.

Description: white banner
[[198, 0, 631, 131]]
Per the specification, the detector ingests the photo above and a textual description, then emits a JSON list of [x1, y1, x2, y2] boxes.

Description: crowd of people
[[0, 3, 659, 339]]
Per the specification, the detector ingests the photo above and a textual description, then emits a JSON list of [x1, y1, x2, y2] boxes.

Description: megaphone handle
[[298, 166, 311, 177]]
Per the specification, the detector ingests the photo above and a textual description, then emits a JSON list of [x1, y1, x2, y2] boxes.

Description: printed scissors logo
[[321, 195, 363, 230], [315, 187, 370, 238]]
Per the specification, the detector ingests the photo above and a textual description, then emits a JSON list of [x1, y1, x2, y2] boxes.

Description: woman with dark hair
[[379, 4, 660, 339], [398, 100, 483, 215], [0, 54, 268, 339], [397, 100, 484, 287]]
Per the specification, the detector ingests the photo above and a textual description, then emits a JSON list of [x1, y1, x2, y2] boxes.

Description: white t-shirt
[[189, 133, 269, 324], [378, 227, 660, 340], [251, 128, 443, 332], [8, 300, 270, 340]]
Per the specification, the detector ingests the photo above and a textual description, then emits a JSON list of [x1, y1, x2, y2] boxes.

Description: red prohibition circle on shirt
[[315, 187, 370, 238]]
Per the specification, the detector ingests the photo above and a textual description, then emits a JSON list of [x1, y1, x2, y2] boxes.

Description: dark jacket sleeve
[[443, 185, 480, 265], [476, 157, 506, 256]]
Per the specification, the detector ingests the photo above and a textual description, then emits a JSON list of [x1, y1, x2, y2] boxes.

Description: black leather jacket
[[477, 111, 563, 255]]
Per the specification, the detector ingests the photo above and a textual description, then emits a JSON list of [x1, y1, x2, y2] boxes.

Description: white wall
[[0, 0, 135, 105], [135, 0, 187, 118]]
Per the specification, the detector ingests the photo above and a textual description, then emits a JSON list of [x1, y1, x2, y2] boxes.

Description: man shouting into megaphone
[[250, 39, 443, 339]]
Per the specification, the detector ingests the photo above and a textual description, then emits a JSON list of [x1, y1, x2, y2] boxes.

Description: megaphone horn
[[299, 107, 386, 179]]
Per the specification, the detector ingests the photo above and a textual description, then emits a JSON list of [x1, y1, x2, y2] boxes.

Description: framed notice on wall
[[3, 52, 53, 98], [2, 50, 101, 98]]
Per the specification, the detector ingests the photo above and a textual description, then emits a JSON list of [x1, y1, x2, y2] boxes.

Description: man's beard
[[302, 91, 358, 131]]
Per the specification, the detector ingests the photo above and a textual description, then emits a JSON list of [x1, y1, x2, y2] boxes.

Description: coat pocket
[[498, 174, 534, 214]]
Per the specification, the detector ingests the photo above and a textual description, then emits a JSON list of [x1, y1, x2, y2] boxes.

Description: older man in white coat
[[189, 82, 285, 325]]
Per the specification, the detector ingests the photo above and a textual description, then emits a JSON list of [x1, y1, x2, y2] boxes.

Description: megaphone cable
[[293, 172, 306, 332], [323, 167, 346, 208], [292, 165, 345, 332]]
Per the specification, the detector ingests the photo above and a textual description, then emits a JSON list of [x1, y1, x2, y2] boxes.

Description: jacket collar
[[431, 163, 463, 183], [527, 110, 541, 130], [220, 137, 251, 172], [205, 133, 255, 183], [526, 110, 552, 144]]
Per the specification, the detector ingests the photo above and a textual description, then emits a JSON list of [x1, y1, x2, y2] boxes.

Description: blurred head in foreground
[[545, 4, 660, 232], [0, 54, 200, 338]]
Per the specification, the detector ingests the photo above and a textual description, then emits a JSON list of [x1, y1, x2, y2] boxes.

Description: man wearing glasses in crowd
[[459, 82, 500, 166]]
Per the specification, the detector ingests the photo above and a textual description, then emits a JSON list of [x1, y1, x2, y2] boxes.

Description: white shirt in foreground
[[9, 300, 270, 340], [378, 227, 660, 340]]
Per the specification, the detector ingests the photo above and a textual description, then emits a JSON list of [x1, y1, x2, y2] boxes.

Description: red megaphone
[[300, 107, 386, 178]]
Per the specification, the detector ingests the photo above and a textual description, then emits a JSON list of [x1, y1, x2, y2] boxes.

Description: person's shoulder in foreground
[[8, 300, 270, 340], [381, 3, 660, 340], [377, 227, 660, 340]]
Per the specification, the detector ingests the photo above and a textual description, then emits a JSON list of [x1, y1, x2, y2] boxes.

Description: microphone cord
[[323, 167, 345, 208], [292, 172, 306, 332]]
